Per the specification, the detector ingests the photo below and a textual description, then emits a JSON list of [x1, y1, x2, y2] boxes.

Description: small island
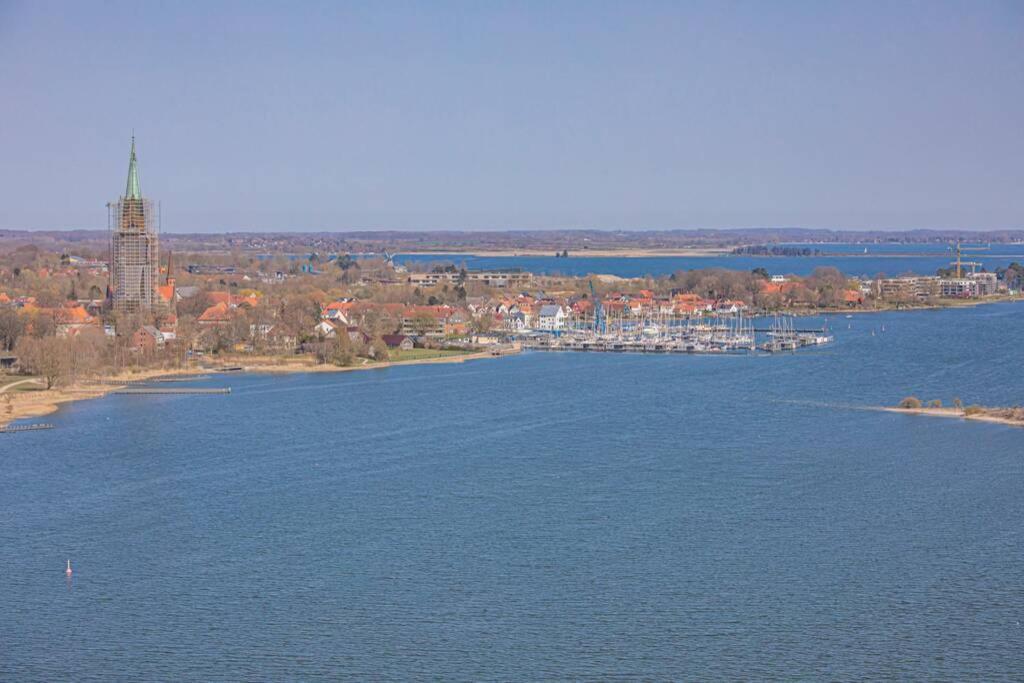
[[886, 396, 1024, 427]]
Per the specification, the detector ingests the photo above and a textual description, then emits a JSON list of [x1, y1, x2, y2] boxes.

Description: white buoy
[[65, 559, 72, 577]]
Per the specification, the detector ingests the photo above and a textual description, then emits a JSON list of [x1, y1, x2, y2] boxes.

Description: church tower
[[109, 137, 160, 313]]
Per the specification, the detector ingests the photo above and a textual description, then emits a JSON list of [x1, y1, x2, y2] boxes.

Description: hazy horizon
[[1, 1, 1021, 233]]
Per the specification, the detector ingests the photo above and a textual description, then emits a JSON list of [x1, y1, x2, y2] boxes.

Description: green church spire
[[125, 136, 141, 199]]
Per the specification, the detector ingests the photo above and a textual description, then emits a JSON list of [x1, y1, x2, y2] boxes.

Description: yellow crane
[[950, 239, 988, 278]]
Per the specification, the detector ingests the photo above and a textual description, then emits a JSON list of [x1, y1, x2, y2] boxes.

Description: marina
[[520, 313, 833, 354]]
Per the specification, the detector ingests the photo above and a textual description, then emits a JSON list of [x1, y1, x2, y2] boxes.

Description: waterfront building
[[537, 304, 567, 330], [877, 276, 940, 301], [109, 138, 160, 313], [407, 268, 532, 288], [970, 272, 998, 296], [939, 278, 974, 299], [938, 273, 996, 299]]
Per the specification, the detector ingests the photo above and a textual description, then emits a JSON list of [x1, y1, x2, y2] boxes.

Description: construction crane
[[950, 239, 988, 278], [589, 280, 606, 334]]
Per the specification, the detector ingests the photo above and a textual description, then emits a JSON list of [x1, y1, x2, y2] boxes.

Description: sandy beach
[[0, 347, 518, 429]]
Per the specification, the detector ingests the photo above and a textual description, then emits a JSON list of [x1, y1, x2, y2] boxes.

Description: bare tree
[[14, 336, 71, 389], [0, 309, 25, 351]]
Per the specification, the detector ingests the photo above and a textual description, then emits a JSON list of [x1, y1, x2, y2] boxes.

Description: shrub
[[928, 399, 943, 408], [899, 396, 922, 409], [964, 405, 985, 416]]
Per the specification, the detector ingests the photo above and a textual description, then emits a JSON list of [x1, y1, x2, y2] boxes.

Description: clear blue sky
[[1, 1, 1021, 232]]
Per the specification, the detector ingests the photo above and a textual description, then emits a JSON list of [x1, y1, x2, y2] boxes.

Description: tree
[[369, 337, 390, 362], [410, 312, 437, 336], [0, 308, 25, 351], [471, 313, 494, 341], [330, 333, 356, 366], [361, 308, 398, 338], [14, 336, 70, 389]]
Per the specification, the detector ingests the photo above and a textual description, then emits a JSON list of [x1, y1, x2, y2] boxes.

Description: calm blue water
[[397, 247, 1024, 279], [3, 303, 1024, 680]]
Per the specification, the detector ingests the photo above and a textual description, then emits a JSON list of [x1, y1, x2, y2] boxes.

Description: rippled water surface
[[2, 304, 1023, 680]]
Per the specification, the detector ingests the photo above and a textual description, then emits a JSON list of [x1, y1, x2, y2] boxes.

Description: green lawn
[[387, 348, 474, 362]]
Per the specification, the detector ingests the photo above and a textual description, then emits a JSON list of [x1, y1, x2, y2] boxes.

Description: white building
[[505, 311, 528, 331], [314, 320, 340, 338], [537, 304, 566, 330]]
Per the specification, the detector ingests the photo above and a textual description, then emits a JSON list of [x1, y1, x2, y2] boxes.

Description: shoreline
[[400, 248, 1024, 259], [400, 248, 732, 257], [0, 347, 518, 429], [220, 346, 515, 375], [793, 296, 1021, 318], [882, 406, 1024, 428], [1, 366, 211, 429]]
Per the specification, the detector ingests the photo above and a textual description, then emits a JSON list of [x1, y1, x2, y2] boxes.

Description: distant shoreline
[[399, 248, 1024, 259], [400, 248, 732, 257]]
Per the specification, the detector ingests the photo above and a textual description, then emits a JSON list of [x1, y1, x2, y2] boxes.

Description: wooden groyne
[[1, 423, 55, 433], [91, 375, 211, 386], [150, 375, 212, 383], [112, 387, 231, 395]]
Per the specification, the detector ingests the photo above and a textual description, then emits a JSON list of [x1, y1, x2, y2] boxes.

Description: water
[[397, 245, 1024, 279], [3, 303, 1024, 680]]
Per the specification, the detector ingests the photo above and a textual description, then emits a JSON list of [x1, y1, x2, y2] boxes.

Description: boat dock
[[90, 375, 212, 386], [1, 423, 56, 434], [112, 387, 231, 395]]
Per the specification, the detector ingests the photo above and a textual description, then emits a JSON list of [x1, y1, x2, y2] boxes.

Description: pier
[[0, 423, 55, 434], [90, 375, 212, 386], [113, 387, 231, 395]]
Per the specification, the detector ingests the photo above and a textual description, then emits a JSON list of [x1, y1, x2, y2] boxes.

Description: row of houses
[[464, 290, 756, 332], [319, 301, 472, 337]]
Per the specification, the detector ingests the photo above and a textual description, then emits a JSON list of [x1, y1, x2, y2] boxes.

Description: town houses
[[2, 236, 1022, 382]]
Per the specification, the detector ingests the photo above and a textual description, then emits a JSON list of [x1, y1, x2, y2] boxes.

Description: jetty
[[0, 423, 56, 434], [90, 375, 212, 386], [112, 387, 231, 395]]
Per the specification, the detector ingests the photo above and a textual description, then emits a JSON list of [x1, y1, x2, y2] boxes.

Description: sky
[[1, 1, 1022, 233]]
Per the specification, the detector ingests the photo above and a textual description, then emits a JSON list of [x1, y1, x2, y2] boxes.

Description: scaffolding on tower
[[108, 137, 160, 313]]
